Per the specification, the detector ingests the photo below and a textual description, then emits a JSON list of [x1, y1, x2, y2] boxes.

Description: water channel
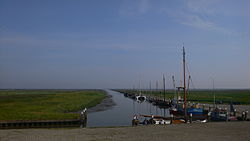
[[87, 90, 169, 127]]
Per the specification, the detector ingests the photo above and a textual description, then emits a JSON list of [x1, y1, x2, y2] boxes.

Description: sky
[[0, 0, 249, 89]]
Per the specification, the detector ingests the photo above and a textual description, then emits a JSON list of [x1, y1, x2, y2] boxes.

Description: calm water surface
[[87, 90, 169, 127]]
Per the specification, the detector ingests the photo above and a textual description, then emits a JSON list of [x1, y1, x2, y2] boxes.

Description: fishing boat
[[169, 47, 208, 122], [208, 82, 238, 122], [209, 103, 238, 121], [210, 108, 228, 121], [152, 99, 170, 108], [132, 114, 171, 126], [151, 75, 171, 108]]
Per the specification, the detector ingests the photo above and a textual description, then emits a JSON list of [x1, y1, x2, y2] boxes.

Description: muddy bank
[[87, 90, 116, 113], [1, 121, 249, 141]]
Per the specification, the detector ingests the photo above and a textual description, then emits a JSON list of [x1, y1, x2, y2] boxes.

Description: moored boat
[[136, 95, 146, 102], [132, 114, 172, 126]]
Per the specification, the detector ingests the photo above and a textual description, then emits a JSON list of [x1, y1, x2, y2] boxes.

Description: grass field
[[0, 90, 106, 121], [121, 89, 250, 105]]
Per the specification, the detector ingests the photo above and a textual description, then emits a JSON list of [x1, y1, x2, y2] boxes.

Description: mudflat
[[0, 122, 249, 141], [87, 93, 116, 113]]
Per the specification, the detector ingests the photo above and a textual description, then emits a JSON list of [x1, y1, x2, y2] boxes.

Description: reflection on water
[[87, 90, 169, 127]]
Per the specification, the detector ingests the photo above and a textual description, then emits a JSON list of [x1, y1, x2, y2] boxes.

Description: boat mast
[[163, 74, 166, 102], [212, 78, 215, 108], [139, 77, 141, 96], [183, 46, 187, 122], [172, 76, 176, 100], [149, 81, 152, 114], [149, 81, 151, 97]]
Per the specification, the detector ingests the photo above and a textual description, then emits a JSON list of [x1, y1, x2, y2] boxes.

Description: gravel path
[[1, 121, 249, 141]]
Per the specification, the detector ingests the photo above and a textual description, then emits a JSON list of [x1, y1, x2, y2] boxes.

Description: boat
[[188, 107, 203, 115], [136, 95, 146, 102], [209, 82, 238, 122], [152, 99, 170, 108], [135, 77, 147, 103], [132, 114, 171, 126], [210, 108, 228, 121], [150, 75, 171, 108], [169, 47, 208, 122], [209, 105, 238, 122]]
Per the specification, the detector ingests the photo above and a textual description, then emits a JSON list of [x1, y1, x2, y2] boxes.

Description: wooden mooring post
[[80, 108, 87, 128], [189, 113, 193, 123]]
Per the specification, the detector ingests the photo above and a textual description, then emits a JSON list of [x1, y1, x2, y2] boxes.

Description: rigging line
[[187, 75, 191, 100], [185, 60, 192, 100], [172, 76, 177, 99], [185, 56, 203, 102], [186, 61, 192, 78], [176, 44, 184, 86], [186, 62, 196, 90], [180, 55, 183, 87], [149, 81, 152, 114]]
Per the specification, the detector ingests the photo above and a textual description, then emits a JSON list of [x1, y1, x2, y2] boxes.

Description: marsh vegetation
[[0, 90, 106, 121]]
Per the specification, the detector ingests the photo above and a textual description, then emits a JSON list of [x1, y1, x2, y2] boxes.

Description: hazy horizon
[[0, 0, 249, 89]]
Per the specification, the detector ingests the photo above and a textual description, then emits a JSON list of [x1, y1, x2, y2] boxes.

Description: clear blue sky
[[0, 0, 249, 89]]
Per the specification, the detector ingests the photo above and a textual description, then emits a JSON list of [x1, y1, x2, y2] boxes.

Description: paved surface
[[0, 121, 249, 141]]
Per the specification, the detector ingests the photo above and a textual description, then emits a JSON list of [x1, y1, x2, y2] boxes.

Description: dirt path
[[1, 122, 249, 141]]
